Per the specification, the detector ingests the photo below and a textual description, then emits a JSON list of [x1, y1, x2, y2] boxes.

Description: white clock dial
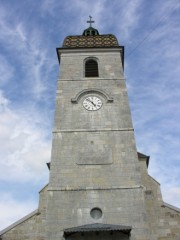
[[83, 96, 102, 111]]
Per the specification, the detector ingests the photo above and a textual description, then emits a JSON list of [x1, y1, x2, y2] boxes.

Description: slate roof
[[64, 223, 132, 236], [63, 34, 119, 48]]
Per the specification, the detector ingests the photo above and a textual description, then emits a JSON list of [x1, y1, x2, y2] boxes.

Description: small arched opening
[[85, 59, 99, 77]]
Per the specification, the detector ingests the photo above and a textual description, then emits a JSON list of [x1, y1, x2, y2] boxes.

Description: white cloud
[[15, 23, 27, 42], [162, 187, 180, 208], [0, 5, 57, 99], [42, 0, 107, 33], [119, 0, 143, 38], [40, 0, 143, 42], [0, 91, 50, 183], [0, 193, 37, 231], [41, 0, 58, 15]]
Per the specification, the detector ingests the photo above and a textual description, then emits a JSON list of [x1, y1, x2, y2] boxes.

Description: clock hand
[[86, 98, 96, 107]]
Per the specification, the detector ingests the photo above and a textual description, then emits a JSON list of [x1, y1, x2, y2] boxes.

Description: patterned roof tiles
[[63, 34, 119, 48]]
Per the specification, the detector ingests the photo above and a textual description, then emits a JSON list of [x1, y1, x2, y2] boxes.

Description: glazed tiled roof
[[63, 34, 119, 48]]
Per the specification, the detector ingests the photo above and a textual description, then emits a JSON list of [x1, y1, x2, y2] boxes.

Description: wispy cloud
[[0, 91, 50, 183], [0, 5, 57, 100], [163, 187, 180, 207], [124, 0, 180, 208]]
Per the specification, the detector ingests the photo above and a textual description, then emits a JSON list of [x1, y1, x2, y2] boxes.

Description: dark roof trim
[[121, 46, 124, 69], [64, 223, 132, 237], [137, 152, 150, 168], [46, 162, 51, 170]]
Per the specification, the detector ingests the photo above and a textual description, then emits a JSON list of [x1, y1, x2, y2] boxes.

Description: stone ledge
[[58, 78, 126, 81], [47, 185, 144, 191], [53, 128, 134, 133]]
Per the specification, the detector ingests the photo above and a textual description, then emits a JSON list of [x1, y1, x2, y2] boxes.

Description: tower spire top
[[87, 15, 94, 27], [83, 16, 99, 36]]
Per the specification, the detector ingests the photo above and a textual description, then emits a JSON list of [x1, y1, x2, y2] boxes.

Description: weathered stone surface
[[1, 32, 180, 240]]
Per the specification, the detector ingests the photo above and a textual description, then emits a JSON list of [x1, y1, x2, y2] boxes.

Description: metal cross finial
[[87, 15, 94, 27]]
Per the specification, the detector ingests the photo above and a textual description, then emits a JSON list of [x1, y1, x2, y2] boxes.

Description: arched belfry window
[[85, 59, 99, 77]]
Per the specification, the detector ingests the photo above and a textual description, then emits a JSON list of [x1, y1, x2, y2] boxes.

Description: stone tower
[[1, 19, 180, 240], [46, 19, 150, 239]]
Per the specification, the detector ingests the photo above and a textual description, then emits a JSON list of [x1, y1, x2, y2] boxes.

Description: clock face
[[83, 96, 102, 111]]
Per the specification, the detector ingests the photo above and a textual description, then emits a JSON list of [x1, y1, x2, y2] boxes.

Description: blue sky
[[0, 0, 180, 230]]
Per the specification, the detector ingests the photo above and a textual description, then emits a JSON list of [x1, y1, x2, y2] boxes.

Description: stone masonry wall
[[139, 156, 180, 239]]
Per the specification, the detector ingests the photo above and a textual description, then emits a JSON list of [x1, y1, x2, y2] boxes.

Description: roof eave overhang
[[64, 223, 132, 237], [137, 152, 150, 168]]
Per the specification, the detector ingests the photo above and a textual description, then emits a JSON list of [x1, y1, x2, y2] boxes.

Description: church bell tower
[[1, 17, 180, 240], [46, 17, 150, 240]]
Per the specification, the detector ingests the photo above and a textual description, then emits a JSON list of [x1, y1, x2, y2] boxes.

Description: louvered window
[[85, 59, 99, 77]]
